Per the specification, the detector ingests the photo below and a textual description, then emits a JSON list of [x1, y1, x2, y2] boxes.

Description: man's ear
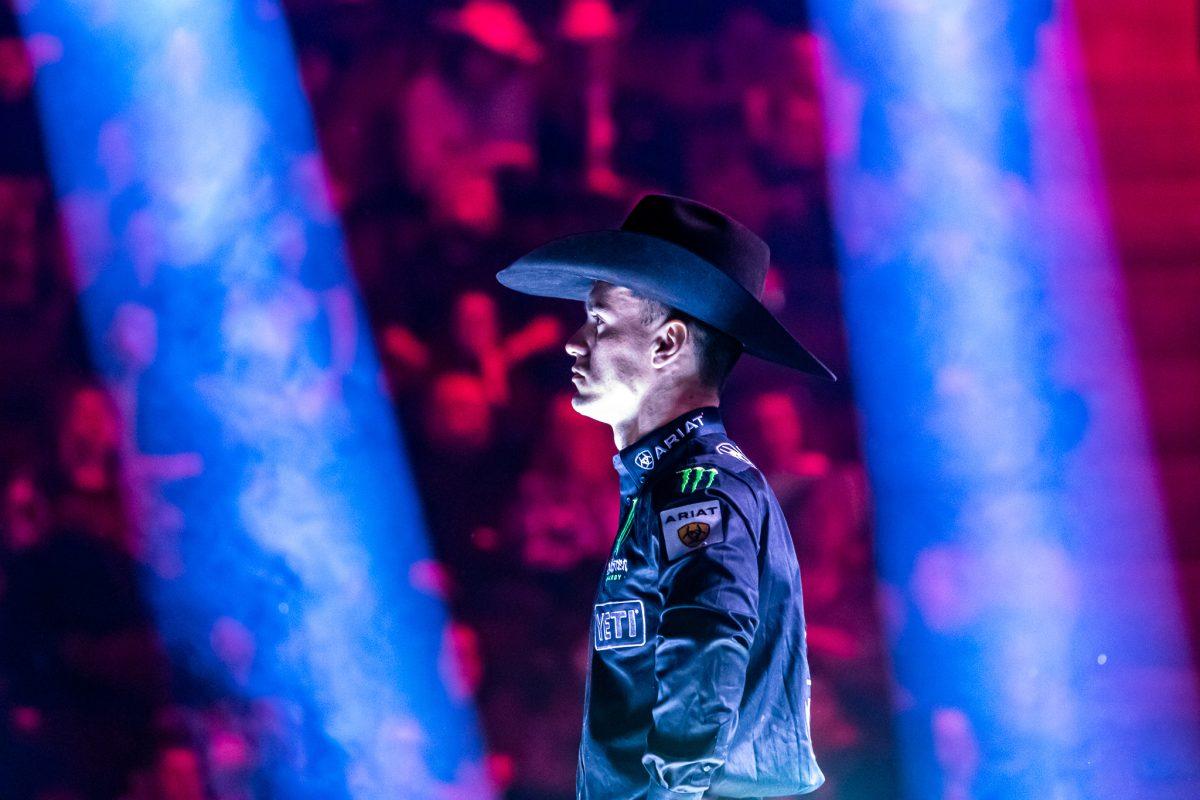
[[650, 318, 689, 368]]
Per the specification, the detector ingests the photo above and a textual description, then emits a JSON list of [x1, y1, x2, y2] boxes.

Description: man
[[497, 194, 831, 799]]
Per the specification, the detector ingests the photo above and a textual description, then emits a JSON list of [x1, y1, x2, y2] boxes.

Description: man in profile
[[497, 194, 831, 799]]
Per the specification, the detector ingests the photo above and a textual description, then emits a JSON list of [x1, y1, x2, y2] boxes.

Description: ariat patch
[[593, 600, 646, 650], [659, 500, 725, 561]]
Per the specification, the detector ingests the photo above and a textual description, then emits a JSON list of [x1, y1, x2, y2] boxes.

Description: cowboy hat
[[496, 194, 836, 379]]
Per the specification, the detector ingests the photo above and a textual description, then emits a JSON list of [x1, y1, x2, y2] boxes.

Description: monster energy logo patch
[[676, 466, 717, 493], [606, 557, 628, 582]]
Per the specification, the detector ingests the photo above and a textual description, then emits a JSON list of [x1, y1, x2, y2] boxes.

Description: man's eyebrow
[[585, 297, 607, 313]]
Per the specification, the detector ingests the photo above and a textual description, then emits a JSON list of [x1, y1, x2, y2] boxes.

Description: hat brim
[[496, 229, 836, 380]]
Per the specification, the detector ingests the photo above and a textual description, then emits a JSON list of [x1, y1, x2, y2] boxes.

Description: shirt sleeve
[[643, 467, 761, 798]]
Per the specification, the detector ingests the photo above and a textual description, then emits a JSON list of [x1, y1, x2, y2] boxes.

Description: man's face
[[564, 282, 659, 424]]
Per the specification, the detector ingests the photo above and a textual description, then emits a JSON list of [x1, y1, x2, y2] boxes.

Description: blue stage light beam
[[18, 2, 495, 797], [809, 2, 1200, 797]]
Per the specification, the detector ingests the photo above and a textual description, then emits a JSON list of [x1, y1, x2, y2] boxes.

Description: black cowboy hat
[[495, 193, 836, 380]]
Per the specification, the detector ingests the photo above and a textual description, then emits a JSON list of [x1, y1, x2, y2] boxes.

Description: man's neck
[[612, 385, 720, 450]]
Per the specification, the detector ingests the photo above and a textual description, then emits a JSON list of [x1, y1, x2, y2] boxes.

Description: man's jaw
[[569, 390, 603, 421]]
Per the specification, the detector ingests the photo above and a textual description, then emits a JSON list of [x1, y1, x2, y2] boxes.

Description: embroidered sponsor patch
[[676, 466, 718, 493], [659, 500, 725, 561], [716, 441, 754, 466], [605, 557, 628, 582], [593, 599, 647, 650]]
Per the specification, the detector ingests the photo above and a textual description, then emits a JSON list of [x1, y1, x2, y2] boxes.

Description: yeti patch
[[593, 600, 646, 651]]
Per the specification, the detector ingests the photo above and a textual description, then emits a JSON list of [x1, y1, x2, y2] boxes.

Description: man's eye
[[592, 314, 604, 325]]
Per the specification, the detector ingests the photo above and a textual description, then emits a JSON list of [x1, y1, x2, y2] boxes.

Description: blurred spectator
[[0, 176, 42, 303], [150, 744, 207, 800], [746, 389, 830, 496], [453, 289, 513, 404], [425, 371, 495, 456], [743, 388, 896, 797], [439, 620, 485, 705], [505, 393, 616, 572], [932, 706, 980, 800], [910, 544, 981, 637], [884, 543, 990, 799], [408, 371, 526, 580], [299, 44, 374, 211], [400, 1, 540, 233], [0, 29, 44, 175], [356, 710, 492, 800], [380, 317, 434, 396], [743, 30, 827, 179], [0, 175, 77, 444], [0, 519, 167, 798], [558, 0, 627, 196], [382, 287, 560, 413], [210, 617, 258, 690], [448, 289, 561, 406], [103, 301, 202, 577], [49, 383, 132, 548], [3, 467, 49, 553], [799, 462, 897, 798]]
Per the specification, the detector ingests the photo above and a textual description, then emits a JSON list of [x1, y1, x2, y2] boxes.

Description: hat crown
[[619, 194, 770, 301]]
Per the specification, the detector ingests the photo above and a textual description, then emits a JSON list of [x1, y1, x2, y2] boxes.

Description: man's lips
[[571, 368, 587, 383]]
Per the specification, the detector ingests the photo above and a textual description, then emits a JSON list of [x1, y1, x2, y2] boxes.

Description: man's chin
[[569, 391, 604, 421]]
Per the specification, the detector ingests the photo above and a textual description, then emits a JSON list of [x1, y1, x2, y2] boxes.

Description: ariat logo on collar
[[659, 500, 725, 561], [632, 412, 706, 473], [650, 412, 705, 461]]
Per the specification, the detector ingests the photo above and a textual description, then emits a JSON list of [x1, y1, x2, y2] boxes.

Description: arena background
[[0, 1, 1198, 798]]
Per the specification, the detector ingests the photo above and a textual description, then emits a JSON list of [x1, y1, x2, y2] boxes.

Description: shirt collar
[[612, 406, 725, 490]]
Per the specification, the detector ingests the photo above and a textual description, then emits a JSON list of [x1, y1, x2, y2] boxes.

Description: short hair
[[636, 294, 743, 391]]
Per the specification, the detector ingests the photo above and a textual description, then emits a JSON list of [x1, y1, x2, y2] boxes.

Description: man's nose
[[565, 324, 587, 358]]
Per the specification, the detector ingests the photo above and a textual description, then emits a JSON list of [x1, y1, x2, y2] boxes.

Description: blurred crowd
[[0, 1, 899, 798]]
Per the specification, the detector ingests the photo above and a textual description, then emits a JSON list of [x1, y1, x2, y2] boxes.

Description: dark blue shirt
[[578, 407, 825, 799]]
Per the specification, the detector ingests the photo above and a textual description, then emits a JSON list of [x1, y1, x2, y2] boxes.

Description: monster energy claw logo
[[677, 466, 718, 493]]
